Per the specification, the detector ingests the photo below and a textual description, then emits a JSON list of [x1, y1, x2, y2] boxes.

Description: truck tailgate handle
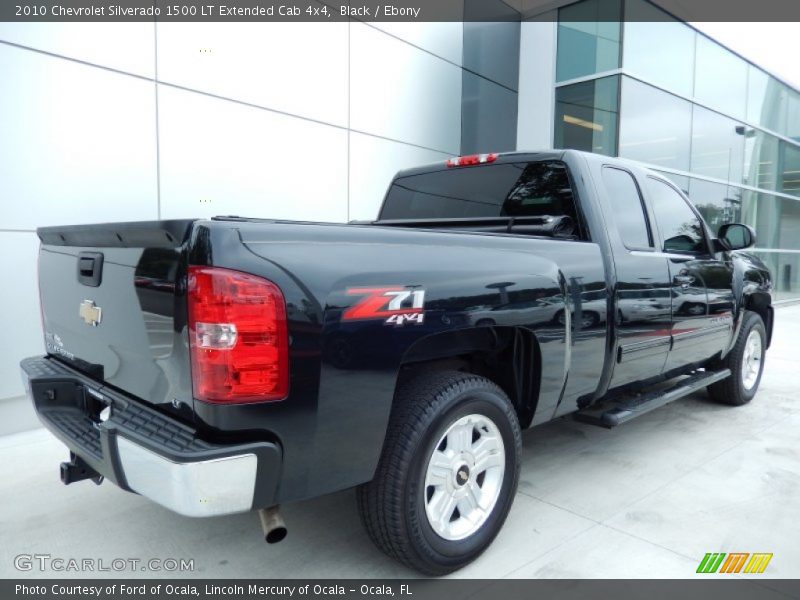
[[77, 251, 104, 287]]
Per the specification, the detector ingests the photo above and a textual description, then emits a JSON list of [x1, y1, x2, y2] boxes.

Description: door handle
[[673, 274, 695, 288], [77, 251, 104, 287]]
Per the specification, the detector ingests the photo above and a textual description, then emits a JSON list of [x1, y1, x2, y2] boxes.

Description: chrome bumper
[[117, 437, 258, 517], [21, 356, 281, 518]]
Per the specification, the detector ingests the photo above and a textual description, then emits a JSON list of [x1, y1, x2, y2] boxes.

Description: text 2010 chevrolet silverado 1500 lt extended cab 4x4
[[21, 150, 773, 574]]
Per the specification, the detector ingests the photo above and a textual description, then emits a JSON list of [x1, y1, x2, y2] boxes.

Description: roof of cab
[[389, 149, 672, 189], [391, 150, 567, 180]]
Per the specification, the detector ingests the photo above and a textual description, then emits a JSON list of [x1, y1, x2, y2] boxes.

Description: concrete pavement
[[1, 305, 798, 579]]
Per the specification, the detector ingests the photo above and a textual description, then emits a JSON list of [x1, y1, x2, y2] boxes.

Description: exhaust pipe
[[258, 506, 287, 544]]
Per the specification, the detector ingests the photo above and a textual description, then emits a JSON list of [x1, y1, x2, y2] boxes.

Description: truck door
[[644, 177, 735, 370], [599, 167, 672, 389]]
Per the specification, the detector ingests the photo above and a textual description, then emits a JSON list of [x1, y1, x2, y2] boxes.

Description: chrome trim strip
[[750, 248, 800, 254], [117, 437, 257, 517], [673, 324, 732, 342], [630, 250, 696, 260], [619, 336, 672, 356]]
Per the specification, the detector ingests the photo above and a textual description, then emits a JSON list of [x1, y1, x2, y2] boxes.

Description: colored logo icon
[[696, 552, 773, 574]]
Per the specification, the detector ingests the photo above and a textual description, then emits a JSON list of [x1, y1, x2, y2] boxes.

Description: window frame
[[645, 175, 714, 257], [601, 165, 655, 252]]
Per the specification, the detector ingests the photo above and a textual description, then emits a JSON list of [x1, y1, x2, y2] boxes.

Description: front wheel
[[357, 371, 521, 575], [707, 311, 766, 406]]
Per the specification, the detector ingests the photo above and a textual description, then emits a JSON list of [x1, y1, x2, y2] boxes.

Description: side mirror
[[716, 223, 756, 251]]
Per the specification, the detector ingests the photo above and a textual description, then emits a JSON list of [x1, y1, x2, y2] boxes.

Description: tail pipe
[[258, 505, 287, 544]]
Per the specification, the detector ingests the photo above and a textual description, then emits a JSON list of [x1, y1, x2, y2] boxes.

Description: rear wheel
[[357, 371, 521, 575], [707, 311, 766, 406]]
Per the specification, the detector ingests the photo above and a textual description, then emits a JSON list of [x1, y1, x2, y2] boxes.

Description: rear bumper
[[20, 355, 281, 517]]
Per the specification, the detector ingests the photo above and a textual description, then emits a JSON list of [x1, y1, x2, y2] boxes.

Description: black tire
[[707, 311, 766, 406], [357, 371, 521, 575]]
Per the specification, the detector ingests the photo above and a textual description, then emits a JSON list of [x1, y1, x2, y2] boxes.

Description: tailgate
[[37, 220, 195, 408]]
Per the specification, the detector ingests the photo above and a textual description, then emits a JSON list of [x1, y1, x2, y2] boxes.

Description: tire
[[357, 371, 522, 575], [707, 311, 766, 406]]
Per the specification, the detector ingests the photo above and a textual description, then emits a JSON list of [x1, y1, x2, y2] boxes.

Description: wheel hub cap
[[423, 413, 505, 541], [454, 464, 470, 486]]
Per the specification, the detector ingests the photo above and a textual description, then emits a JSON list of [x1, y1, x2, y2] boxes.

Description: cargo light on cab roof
[[445, 153, 499, 167]]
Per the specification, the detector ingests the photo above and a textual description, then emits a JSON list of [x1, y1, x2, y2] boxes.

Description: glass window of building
[[687, 178, 741, 232], [648, 178, 708, 254], [745, 191, 800, 300], [747, 65, 789, 135], [694, 35, 747, 120], [622, 0, 695, 97], [556, 0, 621, 82], [601, 166, 652, 249], [554, 76, 619, 156], [461, 72, 518, 154], [787, 90, 800, 142], [745, 191, 800, 251], [743, 129, 779, 191], [690, 105, 744, 183], [782, 143, 800, 197], [739, 189, 757, 232], [750, 249, 800, 300], [618, 77, 692, 171], [653, 171, 690, 194]]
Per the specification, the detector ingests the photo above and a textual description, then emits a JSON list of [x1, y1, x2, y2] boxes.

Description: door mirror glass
[[717, 223, 755, 250]]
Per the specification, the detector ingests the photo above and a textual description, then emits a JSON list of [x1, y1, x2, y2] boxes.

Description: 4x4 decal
[[342, 286, 426, 326]]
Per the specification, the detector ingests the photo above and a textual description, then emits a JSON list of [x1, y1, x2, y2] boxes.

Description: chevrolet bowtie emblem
[[79, 300, 102, 326]]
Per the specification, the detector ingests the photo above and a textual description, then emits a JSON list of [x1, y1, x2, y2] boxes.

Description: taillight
[[187, 266, 289, 403], [445, 153, 498, 167]]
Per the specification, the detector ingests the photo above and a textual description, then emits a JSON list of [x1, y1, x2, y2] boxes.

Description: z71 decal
[[342, 286, 426, 326]]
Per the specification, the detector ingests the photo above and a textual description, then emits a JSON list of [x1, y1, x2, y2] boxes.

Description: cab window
[[647, 177, 708, 254], [601, 167, 652, 249], [381, 161, 582, 230]]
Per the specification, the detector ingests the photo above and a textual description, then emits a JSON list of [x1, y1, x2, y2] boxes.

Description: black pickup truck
[[21, 150, 773, 574]]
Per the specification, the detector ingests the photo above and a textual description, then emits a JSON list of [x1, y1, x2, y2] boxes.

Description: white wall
[[0, 22, 460, 404]]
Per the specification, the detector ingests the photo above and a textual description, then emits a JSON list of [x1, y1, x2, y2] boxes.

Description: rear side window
[[647, 177, 708, 254], [601, 167, 652, 249], [380, 161, 578, 222]]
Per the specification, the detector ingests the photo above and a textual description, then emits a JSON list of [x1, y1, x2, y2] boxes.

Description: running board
[[575, 369, 732, 429]]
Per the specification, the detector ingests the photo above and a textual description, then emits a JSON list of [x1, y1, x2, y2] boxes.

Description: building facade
[[518, 0, 800, 303], [0, 2, 798, 421], [0, 4, 519, 422]]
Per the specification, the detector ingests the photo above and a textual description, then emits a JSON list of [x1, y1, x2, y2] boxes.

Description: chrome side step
[[575, 369, 732, 429]]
